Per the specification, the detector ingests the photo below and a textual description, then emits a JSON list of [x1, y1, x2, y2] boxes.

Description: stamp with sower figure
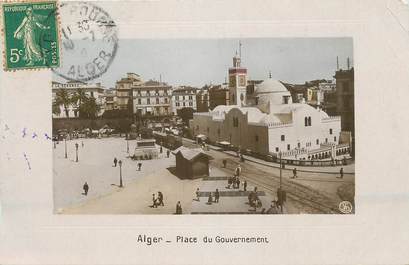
[[1, 1, 60, 70]]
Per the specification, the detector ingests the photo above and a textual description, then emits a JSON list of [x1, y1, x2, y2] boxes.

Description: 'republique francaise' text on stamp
[[2, 1, 60, 70]]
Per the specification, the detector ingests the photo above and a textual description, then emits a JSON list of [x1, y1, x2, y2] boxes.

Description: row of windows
[[135, 90, 169, 96], [275, 136, 338, 152], [175, 95, 194, 100], [175, 102, 193, 107], [136, 98, 169, 105]]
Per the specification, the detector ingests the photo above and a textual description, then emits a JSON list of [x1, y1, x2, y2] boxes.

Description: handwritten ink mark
[[23, 153, 31, 170], [44, 133, 52, 140]]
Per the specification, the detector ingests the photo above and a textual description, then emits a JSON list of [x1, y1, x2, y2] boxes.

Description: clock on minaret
[[228, 54, 248, 106]]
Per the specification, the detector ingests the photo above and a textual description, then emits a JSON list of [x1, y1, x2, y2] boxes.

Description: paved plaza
[[54, 137, 354, 214]]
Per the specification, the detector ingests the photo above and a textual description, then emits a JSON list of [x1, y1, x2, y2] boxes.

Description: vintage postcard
[[52, 38, 355, 215], [0, 0, 409, 264]]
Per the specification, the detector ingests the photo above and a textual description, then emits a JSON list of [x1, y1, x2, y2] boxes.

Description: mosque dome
[[254, 78, 293, 113], [254, 78, 288, 94]]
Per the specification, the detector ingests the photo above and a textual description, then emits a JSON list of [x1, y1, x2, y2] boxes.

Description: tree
[[79, 97, 100, 119], [54, 89, 72, 118], [52, 99, 61, 116], [177, 107, 194, 124], [72, 88, 88, 110]]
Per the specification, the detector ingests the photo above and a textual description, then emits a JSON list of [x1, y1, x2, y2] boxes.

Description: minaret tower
[[228, 42, 248, 106]]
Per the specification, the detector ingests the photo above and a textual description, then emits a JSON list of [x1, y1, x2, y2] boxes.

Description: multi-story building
[[52, 81, 106, 118], [208, 84, 230, 110], [191, 54, 347, 160], [196, 87, 209, 112], [104, 89, 117, 111], [335, 67, 354, 155], [132, 80, 172, 116], [171, 86, 198, 114], [115, 73, 143, 110]]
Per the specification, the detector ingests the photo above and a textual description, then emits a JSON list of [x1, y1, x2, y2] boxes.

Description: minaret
[[228, 46, 247, 106]]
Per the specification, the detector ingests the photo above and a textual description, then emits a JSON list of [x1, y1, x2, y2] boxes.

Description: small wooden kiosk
[[172, 146, 213, 179]]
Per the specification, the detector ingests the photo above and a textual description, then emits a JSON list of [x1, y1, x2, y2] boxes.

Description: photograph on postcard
[[51, 37, 355, 215]]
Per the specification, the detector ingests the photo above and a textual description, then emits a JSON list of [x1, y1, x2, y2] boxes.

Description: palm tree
[[52, 99, 61, 116], [54, 89, 72, 118], [72, 88, 88, 117]]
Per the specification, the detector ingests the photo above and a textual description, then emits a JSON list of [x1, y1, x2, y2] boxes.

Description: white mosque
[[190, 53, 351, 160]]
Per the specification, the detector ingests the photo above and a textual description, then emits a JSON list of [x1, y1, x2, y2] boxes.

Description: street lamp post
[[75, 143, 79, 162], [279, 151, 283, 213], [118, 160, 123, 187], [126, 136, 129, 153], [279, 152, 282, 189], [64, 138, 67, 159]]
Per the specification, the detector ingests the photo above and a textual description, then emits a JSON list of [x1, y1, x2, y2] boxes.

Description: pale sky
[[53, 38, 353, 89]]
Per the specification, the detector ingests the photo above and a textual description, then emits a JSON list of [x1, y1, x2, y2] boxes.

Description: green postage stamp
[[1, 1, 60, 70]]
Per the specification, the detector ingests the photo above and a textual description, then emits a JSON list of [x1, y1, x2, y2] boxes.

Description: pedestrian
[[215, 189, 220, 203], [176, 201, 182, 214], [138, 162, 142, 171], [166, 149, 170, 158], [339, 167, 344, 179], [196, 188, 200, 201], [152, 194, 157, 208], [267, 200, 279, 214], [222, 159, 227, 168], [235, 164, 242, 178], [113, 157, 118, 167], [292, 168, 297, 179], [240, 154, 245, 162], [158, 191, 164, 206], [160, 146, 163, 153], [208, 192, 213, 204], [81, 141, 84, 148], [83, 181, 89, 196], [243, 180, 247, 191], [236, 178, 240, 190]]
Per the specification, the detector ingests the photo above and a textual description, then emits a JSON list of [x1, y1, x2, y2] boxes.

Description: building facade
[[209, 84, 230, 110], [196, 88, 209, 112], [171, 86, 198, 114], [115, 73, 143, 111], [335, 67, 354, 155], [192, 74, 344, 159], [52, 81, 106, 118], [132, 80, 172, 116], [104, 89, 117, 111]]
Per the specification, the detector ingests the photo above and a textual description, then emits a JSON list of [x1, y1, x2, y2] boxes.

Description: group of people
[[226, 164, 247, 191], [207, 189, 220, 204], [290, 167, 345, 179], [151, 191, 165, 208], [248, 187, 262, 210]]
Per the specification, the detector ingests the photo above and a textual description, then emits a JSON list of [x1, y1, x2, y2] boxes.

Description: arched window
[[304, 117, 308, 126], [308, 117, 312, 126]]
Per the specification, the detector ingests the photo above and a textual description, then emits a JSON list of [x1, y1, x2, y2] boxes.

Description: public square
[[53, 136, 354, 214]]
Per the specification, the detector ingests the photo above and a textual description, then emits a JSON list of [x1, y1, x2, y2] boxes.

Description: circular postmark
[[339, 201, 353, 214], [52, 1, 118, 81]]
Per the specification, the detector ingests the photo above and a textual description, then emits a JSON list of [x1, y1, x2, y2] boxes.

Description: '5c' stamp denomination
[[1, 1, 60, 70]]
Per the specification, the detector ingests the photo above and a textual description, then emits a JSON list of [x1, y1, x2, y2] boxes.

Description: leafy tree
[[177, 107, 194, 124], [79, 97, 100, 119]]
